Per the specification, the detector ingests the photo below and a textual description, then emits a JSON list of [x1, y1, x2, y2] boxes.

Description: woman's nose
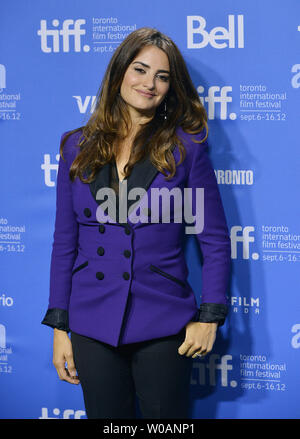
[[143, 75, 155, 89]]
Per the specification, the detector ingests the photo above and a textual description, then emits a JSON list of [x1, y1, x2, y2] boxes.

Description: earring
[[160, 101, 167, 120], [159, 99, 168, 119]]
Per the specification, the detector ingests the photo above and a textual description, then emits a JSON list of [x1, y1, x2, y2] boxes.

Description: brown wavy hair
[[61, 27, 208, 183]]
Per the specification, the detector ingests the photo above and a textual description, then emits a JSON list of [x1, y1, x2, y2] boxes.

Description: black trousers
[[70, 326, 193, 419]]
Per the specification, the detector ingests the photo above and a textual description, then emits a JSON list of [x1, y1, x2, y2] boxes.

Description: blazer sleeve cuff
[[41, 308, 70, 332], [194, 303, 228, 327]]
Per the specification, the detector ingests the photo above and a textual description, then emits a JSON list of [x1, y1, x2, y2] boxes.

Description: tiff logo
[[37, 19, 90, 53], [39, 408, 86, 419], [197, 86, 235, 120], [231, 226, 257, 260], [0, 64, 6, 91], [0, 323, 6, 349], [192, 354, 236, 387], [41, 154, 60, 187], [187, 15, 244, 49]]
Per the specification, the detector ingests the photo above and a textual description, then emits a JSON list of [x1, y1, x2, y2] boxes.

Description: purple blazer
[[42, 126, 231, 346]]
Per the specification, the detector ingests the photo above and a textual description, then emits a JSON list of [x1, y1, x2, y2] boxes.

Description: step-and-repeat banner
[[1, 0, 299, 419]]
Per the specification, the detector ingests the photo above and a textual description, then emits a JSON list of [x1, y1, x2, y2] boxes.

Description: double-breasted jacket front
[[42, 126, 231, 347]]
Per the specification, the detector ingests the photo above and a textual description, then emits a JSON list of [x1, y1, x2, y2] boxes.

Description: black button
[[96, 272, 104, 280], [97, 247, 105, 256], [84, 208, 91, 217], [99, 224, 105, 233], [123, 250, 131, 258], [123, 272, 130, 280], [124, 225, 131, 235]]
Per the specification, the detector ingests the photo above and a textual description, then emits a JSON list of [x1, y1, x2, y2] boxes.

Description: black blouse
[[109, 158, 128, 218]]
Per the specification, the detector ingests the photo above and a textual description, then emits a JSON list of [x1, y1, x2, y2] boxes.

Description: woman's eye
[[134, 68, 169, 82], [158, 75, 169, 82], [134, 68, 145, 73]]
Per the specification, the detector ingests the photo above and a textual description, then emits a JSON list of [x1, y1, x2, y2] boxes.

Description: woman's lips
[[135, 89, 155, 98]]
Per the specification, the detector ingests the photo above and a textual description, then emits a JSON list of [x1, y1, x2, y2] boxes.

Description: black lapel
[[89, 144, 176, 224]]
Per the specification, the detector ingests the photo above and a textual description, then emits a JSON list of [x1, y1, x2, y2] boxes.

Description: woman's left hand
[[178, 321, 218, 358]]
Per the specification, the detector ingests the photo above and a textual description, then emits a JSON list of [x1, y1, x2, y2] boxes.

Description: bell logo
[[187, 15, 244, 49], [37, 19, 90, 53]]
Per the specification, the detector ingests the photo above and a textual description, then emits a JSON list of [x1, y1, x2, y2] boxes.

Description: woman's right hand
[[53, 328, 80, 384]]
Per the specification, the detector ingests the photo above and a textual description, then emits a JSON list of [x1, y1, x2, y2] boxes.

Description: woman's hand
[[178, 321, 218, 358], [53, 328, 80, 384]]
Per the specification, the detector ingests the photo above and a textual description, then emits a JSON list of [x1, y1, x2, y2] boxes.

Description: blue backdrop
[[1, 0, 299, 419]]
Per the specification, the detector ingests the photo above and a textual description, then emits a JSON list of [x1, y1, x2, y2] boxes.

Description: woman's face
[[120, 45, 170, 121]]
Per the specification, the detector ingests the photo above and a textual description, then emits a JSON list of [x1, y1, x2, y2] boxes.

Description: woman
[[42, 27, 231, 419]]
